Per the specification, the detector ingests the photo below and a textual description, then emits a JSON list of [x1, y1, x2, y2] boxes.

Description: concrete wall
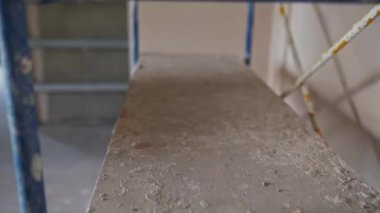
[[28, 3, 128, 124]]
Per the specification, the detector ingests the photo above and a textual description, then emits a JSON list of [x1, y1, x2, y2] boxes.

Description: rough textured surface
[[89, 54, 380, 213]]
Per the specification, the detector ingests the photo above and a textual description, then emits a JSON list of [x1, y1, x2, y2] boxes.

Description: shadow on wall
[[317, 71, 380, 163], [319, 71, 380, 115]]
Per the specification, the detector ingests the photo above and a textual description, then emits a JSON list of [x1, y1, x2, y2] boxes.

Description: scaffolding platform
[[88, 54, 380, 213]]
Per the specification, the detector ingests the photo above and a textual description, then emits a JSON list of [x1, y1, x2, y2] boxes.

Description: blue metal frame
[[0, 0, 47, 213], [244, 0, 254, 66], [133, 0, 140, 65]]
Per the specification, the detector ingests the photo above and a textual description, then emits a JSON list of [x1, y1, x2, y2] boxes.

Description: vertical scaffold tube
[[244, 0, 254, 65], [0, 0, 47, 212]]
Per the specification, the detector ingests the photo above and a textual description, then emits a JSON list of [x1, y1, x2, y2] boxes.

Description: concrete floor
[[0, 90, 111, 212], [90, 54, 380, 213]]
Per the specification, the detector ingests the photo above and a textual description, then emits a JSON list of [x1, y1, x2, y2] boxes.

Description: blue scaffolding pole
[[244, 0, 254, 66], [0, 0, 47, 212], [133, 0, 140, 66]]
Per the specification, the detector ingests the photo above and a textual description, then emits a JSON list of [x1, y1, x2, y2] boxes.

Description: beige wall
[[139, 2, 246, 56], [139, 2, 274, 81]]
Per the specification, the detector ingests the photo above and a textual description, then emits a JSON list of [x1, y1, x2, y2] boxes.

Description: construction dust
[[88, 54, 380, 213]]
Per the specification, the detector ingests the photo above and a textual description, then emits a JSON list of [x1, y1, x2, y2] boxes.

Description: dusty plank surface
[[88, 54, 380, 213]]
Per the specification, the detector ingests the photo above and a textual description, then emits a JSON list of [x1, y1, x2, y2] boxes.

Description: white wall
[[267, 3, 380, 137]]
